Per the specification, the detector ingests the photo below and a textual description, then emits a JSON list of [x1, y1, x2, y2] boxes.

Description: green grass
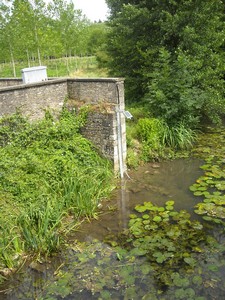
[[126, 105, 198, 165], [0, 56, 108, 78]]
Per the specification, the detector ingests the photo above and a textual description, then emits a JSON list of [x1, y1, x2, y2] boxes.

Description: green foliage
[[0, 0, 108, 72], [4, 125, 225, 297], [105, 0, 225, 126], [29, 200, 225, 299], [0, 56, 106, 78], [162, 122, 197, 150], [145, 48, 206, 128], [135, 118, 165, 161], [191, 127, 225, 226], [119, 201, 206, 285], [126, 113, 197, 165], [0, 110, 114, 272], [136, 118, 164, 148]]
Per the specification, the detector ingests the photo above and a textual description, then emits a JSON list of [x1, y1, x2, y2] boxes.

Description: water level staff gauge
[[116, 109, 133, 178]]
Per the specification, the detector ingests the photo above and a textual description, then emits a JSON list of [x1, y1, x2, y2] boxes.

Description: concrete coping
[[0, 77, 125, 92]]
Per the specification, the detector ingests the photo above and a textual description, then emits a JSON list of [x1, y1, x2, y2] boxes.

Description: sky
[[74, 0, 109, 22], [44, 0, 109, 22]]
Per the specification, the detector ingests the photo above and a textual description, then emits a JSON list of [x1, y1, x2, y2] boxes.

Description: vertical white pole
[[116, 109, 124, 179]]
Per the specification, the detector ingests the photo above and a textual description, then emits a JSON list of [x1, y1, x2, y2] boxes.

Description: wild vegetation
[[0, 109, 114, 282], [0, 0, 225, 296], [103, 0, 225, 142], [11, 126, 225, 300]]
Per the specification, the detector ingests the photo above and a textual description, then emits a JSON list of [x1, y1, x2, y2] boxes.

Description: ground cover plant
[[0, 109, 114, 282]]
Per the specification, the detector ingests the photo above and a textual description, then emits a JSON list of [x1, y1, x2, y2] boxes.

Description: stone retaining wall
[[0, 78, 126, 175], [0, 78, 22, 87]]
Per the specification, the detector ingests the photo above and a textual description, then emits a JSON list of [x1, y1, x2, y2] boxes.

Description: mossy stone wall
[[0, 78, 126, 173]]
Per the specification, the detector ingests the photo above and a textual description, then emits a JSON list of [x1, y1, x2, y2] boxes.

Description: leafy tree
[[105, 0, 225, 127], [48, 0, 90, 57], [86, 22, 109, 55], [0, 0, 97, 70]]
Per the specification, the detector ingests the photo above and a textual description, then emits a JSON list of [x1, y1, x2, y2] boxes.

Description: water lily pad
[[194, 191, 204, 196], [166, 205, 174, 211], [153, 216, 162, 222], [207, 264, 219, 272], [142, 218, 150, 225], [202, 216, 213, 221], [165, 200, 175, 206], [158, 207, 165, 212], [135, 205, 147, 213], [142, 214, 150, 220], [140, 264, 152, 275], [153, 252, 167, 263], [192, 275, 203, 285], [184, 257, 196, 267]]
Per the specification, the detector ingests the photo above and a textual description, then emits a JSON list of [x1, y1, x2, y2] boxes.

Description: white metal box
[[21, 66, 47, 84]]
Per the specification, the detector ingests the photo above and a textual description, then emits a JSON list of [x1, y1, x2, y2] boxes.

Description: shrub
[[0, 110, 114, 271]]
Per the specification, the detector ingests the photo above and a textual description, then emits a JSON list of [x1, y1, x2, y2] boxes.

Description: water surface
[[0, 158, 207, 299]]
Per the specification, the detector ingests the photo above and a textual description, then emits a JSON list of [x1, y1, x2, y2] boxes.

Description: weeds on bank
[[126, 106, 197, 167], [0, 109, 114, 277]]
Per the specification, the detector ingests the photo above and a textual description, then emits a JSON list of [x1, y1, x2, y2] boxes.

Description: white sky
[[74, 0, 109, 22]]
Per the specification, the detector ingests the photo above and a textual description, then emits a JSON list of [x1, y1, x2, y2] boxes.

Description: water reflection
[[126, 158, 203, 214]]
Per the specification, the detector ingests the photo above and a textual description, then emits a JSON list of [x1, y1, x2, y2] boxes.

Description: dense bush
[[105, 0, 225, 127], [0, 110, 114, 274]]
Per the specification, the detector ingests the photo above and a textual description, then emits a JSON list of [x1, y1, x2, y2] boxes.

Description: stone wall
[[0, 79, 67, 120], [0, 78, 126, 175], [0, 78, 22, 87]]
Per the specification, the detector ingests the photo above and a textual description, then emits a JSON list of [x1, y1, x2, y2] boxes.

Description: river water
[[1, 157, 223, 300], [74, 158, 203, 242]]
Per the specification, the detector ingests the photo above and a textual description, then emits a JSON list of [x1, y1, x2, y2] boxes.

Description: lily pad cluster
[[24, 199, 225, 300], [36, 240, 159, 300], [191, 127, 225, 226], [6, 201, 225, 299], [115, 201, 206, 286]]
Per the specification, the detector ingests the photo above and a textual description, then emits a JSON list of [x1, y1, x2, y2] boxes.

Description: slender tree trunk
[[26, 49, 31, 67], [34, 24, 42, 65], [66, 52, 69, 74], [37, 47, 41, 65], [75, 53, 78, 70], [10, 46, 16, 77]]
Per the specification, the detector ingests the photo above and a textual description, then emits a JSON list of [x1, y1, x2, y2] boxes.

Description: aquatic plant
[[28, 201, 225, 299], [162, 122, 197, 150], [190, 127, 225, 227], [113, 201, 207, 287]]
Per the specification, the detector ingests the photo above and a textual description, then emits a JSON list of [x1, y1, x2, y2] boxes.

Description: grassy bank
[[126, 106, 197, 168], [0, 56, 108, 78], [0, 109, 114, 282]]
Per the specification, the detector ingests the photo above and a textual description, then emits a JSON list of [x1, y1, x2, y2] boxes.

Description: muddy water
[[0, 158, 203, 299], [74, 158, 203, 242]]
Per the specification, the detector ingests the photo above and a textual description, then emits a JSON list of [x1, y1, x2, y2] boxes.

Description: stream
[[1, 157, 225, 299]]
